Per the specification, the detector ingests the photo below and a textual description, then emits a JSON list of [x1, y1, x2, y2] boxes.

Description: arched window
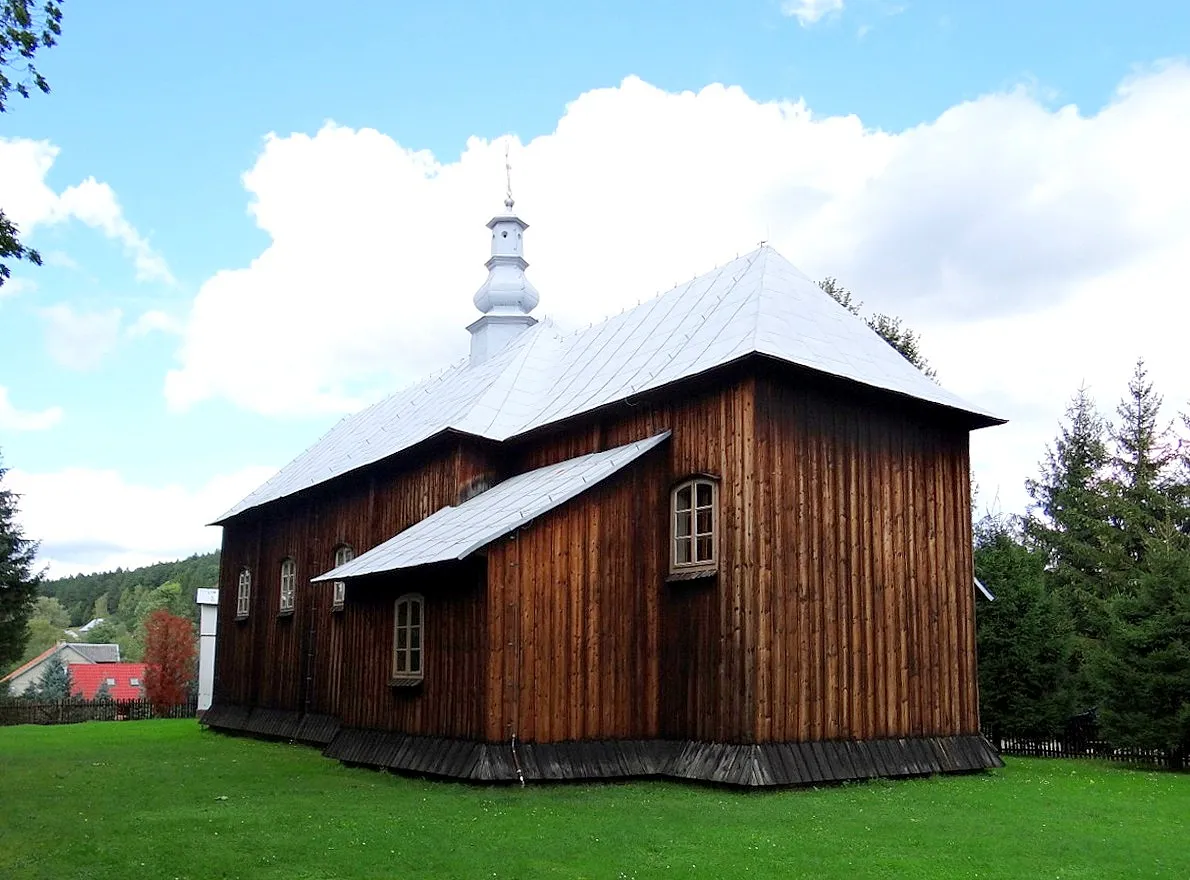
[[279, 558, 296, 614], [391, 593, 424, 685], [332, 544, 354, 610], [671, 477, 718, 571], [236, 568, 251, 619]]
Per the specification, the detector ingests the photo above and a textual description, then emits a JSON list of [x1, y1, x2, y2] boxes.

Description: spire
[[468, 146, 540, 364], [504, 141, 515, 212]]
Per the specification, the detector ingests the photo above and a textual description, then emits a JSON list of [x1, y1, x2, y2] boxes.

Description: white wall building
[[195, 588, 219, 712]]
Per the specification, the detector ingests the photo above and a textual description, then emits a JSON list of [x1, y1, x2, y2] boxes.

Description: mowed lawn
[[1, 722, 1188, 880]]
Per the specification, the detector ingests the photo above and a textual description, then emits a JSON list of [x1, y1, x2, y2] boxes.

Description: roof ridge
[[216, 245, 1001, 523], [462, 320, 563, 436], [748, 245, 771, 352], [529, 253, 763, 425]]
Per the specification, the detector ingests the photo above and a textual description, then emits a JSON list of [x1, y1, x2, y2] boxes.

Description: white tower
[[195, 588, 218, 712], [467, 154, 539, 364]]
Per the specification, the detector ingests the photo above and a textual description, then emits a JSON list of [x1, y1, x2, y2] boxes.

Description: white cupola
[[467, 167, 540, 364]]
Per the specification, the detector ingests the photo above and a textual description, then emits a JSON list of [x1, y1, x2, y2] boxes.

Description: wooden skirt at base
[[201, 703, 1002, 787]]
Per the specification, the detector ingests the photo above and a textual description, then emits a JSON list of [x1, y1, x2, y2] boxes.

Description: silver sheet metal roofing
[[312, 432, 671, 580], [217, 246, 1001, 523], [71, 643, 121, 663]]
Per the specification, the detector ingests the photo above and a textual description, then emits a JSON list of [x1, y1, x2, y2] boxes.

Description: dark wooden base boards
[[201, 703, 340, 746], [202, 705, 1003, 786]]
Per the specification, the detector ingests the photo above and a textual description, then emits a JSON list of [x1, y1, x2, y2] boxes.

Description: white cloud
[[40, 304, 123, 370], [6, 465, 275, 577], [0, 137, 174, 284], [782, 0, 844, 25], [42, 250, 79, 270], [0, 276, 35, 299], [127, 309, 182, 339], [168, 64, 1190, 519], [0, 386, 63, 431]]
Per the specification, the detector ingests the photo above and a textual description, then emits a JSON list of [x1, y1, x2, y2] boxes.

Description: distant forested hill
[[0, 551, 222, 676], [41, 551, 220, 627]]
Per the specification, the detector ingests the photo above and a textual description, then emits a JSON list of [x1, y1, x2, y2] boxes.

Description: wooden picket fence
[[0, 697, 198, 727], [989, 713, 1187, 771]]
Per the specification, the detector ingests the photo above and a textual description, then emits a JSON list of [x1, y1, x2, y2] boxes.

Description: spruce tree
[[974, 515, 1075, 740], [1091, 525, 1190, 768], [1026, 387, 1120, 707], [0, 452, 41, 671], [1108, 358, 1177, 570], [33, 655, 72, 701], [1027, 388, 1118, 614], [92, 679, 114, 703]]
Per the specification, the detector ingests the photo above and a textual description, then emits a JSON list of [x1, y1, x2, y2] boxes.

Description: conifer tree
[[32, 654, 72, 700], [92, 678, 113, 703], [974, 515, 1075, 740], [0, 452, 41, 671], [1108, 358, 1177, 570], [1091, 525, 1190, 768], [1026, 388, 1118, 628]]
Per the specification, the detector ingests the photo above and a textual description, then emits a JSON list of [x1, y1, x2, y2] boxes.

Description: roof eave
[[209, 426, 498, 526], [749, 352, 1007, 430]]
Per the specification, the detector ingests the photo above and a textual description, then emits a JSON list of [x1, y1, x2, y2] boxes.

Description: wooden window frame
[[235, 568, 251, 620], [390, 593, 424, 686], [670, 476, 719, 575], [332, 544, 353, 611], [279, 557, 296, 616]]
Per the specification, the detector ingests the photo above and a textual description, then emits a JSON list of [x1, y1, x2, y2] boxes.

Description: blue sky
[[2, 0, 1189, 574]]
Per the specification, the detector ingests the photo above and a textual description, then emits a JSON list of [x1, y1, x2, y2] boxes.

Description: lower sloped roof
[[313, 431, 671, 581]]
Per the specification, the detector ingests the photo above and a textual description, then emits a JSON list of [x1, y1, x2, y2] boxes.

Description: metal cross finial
[[504, 141, 515, 211]]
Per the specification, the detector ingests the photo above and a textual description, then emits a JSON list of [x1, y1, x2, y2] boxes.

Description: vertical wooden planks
[[213, 364, 984, 755], [752, 373, 981, 743]]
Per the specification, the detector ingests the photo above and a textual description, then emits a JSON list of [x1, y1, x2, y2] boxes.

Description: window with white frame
[[129, 678, 140, 687], [332, 544, 354, 610], [236, 568, 251, 619], [391, 593, 424, 684], [279, 558, 296, 614], [671, 477, 718, 571]]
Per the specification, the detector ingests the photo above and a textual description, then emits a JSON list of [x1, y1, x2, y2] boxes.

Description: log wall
[[213, 362, 982, 751], [483, 451, 667, 743], [501, 375, 759, 743], [751, 371, 979, 742], [213, 436, 494, 735]]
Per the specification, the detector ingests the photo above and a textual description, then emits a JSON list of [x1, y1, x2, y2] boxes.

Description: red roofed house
[[2, 642, 121, 697], [70, 663, 147, 701]]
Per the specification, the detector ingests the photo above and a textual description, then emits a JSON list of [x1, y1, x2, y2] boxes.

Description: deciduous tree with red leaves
[[143, 610, 195, 713]]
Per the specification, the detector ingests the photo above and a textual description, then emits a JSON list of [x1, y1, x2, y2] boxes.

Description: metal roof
[[72, 643, 121, 663], [217, 246, 1002, 522], [312, 432, 671, 580], [974, 577, 996, 601]]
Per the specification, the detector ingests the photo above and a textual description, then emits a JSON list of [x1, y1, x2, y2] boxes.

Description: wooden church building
[[202, 190, 1005, 786]]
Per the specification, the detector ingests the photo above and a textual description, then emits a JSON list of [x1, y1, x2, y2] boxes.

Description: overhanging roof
[[217, 246, 1003, 523], [312, 431, 671, 580]]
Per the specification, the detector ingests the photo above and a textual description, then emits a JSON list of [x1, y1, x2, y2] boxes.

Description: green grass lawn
[[1, 721, 1187, 879]]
